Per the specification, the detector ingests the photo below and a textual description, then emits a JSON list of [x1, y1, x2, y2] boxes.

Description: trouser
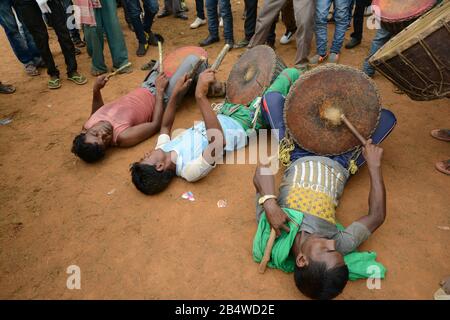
[[244, 0, 257, 41], [61, 0, 81, 42], [315, 0, 351, 55], [83, 0, 129, 73], [350, 0, 371, 40], [123, 0, 159, 44], [0, 0, 41, 65], [249, 0, 314, 65], [261, 91, 397, 170], [362, 26, 392, 76], [142, 54, 208, 104], [163, 0, 182, 14], [281, 0, 296, 33], [13, 0, 77, 77], [195, 0, 205, 19], [206, 0, 234, 42]]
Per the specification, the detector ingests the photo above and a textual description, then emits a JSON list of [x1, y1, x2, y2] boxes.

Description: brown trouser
[[248, 0, 315, 65]]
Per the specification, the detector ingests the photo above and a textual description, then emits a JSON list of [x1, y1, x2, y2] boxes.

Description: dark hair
[[130, 162, 175, 195], [294, 260, 349, 300], [71, 133, 106, 163]]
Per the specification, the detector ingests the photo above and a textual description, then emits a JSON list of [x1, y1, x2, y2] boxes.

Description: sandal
[[48, 77, 61, 89], [25, 64, 40, 76], [431, 129, 450, 142], [67, 72, 88, 85], [0, 82, 16, 94], [435, 159, 450, 175], [309, 53, 328, 67], [91, 69, 107, 76], [141, 59, 157, 71], [112, 64, 133, 75]]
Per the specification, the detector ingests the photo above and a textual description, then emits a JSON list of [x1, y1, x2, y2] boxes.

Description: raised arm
[[195, 69, 226, 165], [355, 139, 386, 233], [91, 75, 108, 115]]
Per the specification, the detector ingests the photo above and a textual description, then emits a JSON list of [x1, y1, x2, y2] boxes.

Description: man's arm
[[91, 75, 108, 115], [253, 165, 291, 237], [355, 139, 386, 233], [195, 69, 226, 165]]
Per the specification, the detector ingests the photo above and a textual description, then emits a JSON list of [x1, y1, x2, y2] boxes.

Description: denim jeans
[[123, 0, 158, 44], [0, 0, 41, 65], [315, 0, 351, 55], [206, 0, 234, 42], [362, 26, 392, 76], [195, 0, 205, 20]]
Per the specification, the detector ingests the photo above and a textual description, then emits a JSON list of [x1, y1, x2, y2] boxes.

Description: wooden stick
[[340, 114, 367, 145], [158, 41, 163, 73], [187, 56, 207, 79], [258, 228, 276, 274], [105, 62, 132, 80], [210, 44, 231, 71]]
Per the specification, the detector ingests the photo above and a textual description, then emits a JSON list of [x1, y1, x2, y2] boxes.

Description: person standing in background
[[345, 0, 371, 49], [190, 0, 207, 29], [157, 0, 188, 20], [200, 0, 234, 47], [61, 0, 85, 47]]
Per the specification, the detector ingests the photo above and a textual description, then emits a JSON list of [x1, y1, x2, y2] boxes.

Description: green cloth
[[253, 208, 386, 281], [219, 68, 302, 131]]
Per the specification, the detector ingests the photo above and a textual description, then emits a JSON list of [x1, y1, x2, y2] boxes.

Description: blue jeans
[[261, 91, 397, 170], [362, 26, 392, 76], [123, 0, 158, 44], [206, 0, 234, 42], [0, 0, 41, 65], [316, 0, 351, 55], [196, 0, 205, 20]]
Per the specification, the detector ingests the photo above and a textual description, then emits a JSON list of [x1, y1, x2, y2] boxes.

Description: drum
[[163, 46, 208, 78], [226, 45, 286, 105], [372, 0, 436, 34], [284, 64, 381, 156], [369, 1, 450, 101]]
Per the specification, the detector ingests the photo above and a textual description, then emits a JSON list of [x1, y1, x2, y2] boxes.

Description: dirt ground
[[0, 1, 449, 300]]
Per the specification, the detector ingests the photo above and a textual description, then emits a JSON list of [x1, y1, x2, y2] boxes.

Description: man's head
[[294, 235, 349, 300], [130, 149, 175, 195], [71, 122, 113, 163]]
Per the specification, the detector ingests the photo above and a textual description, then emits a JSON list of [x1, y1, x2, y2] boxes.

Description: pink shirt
[[84, 88, 155, 145]]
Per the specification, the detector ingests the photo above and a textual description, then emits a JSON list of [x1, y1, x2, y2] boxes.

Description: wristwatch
[[258, 194, 277, 206]]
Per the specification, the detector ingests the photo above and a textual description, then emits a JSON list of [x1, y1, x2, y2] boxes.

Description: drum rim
[[372, 0, 437, 23], [283, 64, 382, 156], [225, 44, 280, 105]]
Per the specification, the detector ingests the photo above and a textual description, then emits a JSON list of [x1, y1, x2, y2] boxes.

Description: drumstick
[[105, 62, 132, 80], [158, 41, 163, 73], [210, 44, 231, 71], [340, 114, 367, 145], [258, 228, 276, 274], [321, 105, 367, 145], [187, 56, 207, 79]]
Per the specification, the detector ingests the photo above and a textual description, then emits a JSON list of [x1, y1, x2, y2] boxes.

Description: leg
[[362, 26, 392, 76], [281, 0, 296, 33], [330, 0, 350, 54], [62, 0, 82, 42], [314, 0, 332, 57], [293, 0, 315, 65], [142, 0, 159, 33], [83, 23, 107, 73], [205, 0, 219, 39], [219, 0, 234, 42], [350, 0, 367, 41], [248, 0, 285, 48], [124, 0, 146, 44], [195, 0, 205, 19], [244, 0, 258, 41]]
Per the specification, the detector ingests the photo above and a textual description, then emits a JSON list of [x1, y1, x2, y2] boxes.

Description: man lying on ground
[[130, 67, 301, 195], [71, 54, 205, 163], [252, 87, 397, 299]]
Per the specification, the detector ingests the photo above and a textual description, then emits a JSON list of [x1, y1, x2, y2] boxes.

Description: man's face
[[139, 149, 172, 171], [298, 235, 345, 269], [84, 122, 113, 147]]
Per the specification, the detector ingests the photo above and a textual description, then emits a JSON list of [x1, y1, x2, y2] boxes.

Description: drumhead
[[372, 0, 436, 23], [370, 1, 450, 62]]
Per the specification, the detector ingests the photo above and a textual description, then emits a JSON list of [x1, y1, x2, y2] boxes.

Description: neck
[[292, 230, 311, 257]]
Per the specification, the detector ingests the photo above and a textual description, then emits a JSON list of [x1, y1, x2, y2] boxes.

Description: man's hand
[[264, 199, 291, 237], [363, 139, 383, 172], [155, 73, 169, 96], [36, 0, 51, 13], [93, 74, 108, 92], [172, 73, 192, 102], [195, 68, 216, 99]]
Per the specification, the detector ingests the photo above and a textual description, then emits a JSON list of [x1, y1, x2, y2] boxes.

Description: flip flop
[[434, 288, 450, 300], [67, 73, 88, 85], [0, 83, 16, 94], [48, 78, 61, 89], [91, 69, 107, 77], [435, 160, 450, 175], [431, 129, 450, 142]]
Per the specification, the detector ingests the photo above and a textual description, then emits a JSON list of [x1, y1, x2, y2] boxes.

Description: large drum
[[226, 45, 286, 105], [369, 1, 450, 101], [284, 64, 381, 156], [163, 46, 208, 78], [372, 0, 436, 34]]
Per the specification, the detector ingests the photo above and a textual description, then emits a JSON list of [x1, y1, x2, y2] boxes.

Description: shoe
[[48, 76, 61, 89], [136, 42, 149, 56], [175, 12, 188, 20], [199, 35, 220, 47], [430, 129, 450, 142], [435, 159, 450, 175], [25, 63, 40, 76], [345, 37, 361, 49], [280, 30, 295, 45], [309, 53, 328, 66], [328, 52, 339, 63], [190, 17, 206, 29], [91, 69, 107, 76], [157, 9, 171, 18], [0, 82, 16, 94], [67, 72, 88, 85], [146, 32, 163, 46], [141, 59, 157, 71], [234, 39, 249, 48], [219, 17, 223, 28]]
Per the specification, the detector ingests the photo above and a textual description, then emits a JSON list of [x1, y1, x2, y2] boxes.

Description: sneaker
[[136, 42, 149, 56], [219, 17, 223, 28], [328, 52, 339, 63], [190, 17, 206, 29], [309, 54, 328, 66], [280, 30, 295, 45], [175, 12, 188, 20], [345, 37, 361, 49]]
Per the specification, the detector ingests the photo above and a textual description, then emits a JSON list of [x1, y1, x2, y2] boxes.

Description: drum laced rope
[[212, 102, 223, 113], [348, 148, 362, 175], [278, 133, 295, 167]]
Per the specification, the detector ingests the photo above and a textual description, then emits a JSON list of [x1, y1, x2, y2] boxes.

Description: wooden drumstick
[[210, 44, 231, 71], [258, 228, 276, 274], [105, 62, 132, 80], [158, 41, 163, 73], [340, 114, 367, 145]]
